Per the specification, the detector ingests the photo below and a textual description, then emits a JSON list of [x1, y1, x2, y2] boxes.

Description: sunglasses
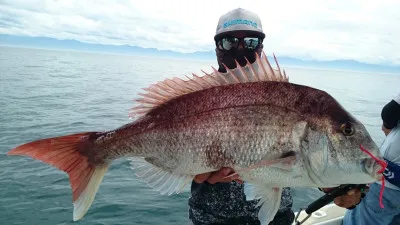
[[216, 36, 263, 51]]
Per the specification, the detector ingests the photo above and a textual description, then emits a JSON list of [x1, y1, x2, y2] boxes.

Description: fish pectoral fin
[[244, 183, 283, 225], [129, 157, 193, 196], [223, 155, 297, 180]]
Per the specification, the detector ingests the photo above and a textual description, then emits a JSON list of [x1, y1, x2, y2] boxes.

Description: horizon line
[[1, 44, 399, 76], [1, 34, 399, 67]]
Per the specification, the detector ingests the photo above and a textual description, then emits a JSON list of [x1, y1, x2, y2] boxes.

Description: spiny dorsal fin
[[129, 51, 289, 119]]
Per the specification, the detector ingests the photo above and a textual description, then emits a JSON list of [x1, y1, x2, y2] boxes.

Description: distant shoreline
[[1, 44, 399, 75]]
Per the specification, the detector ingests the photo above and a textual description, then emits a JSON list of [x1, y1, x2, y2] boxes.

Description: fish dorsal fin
[[129, 51, 289, 118]]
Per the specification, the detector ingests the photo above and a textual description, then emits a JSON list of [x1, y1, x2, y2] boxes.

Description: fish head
[[303, 90, 384, 186], [326, 119, 382, 183]]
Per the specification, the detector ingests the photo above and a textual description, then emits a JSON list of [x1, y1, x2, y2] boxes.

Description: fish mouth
[[362, 158, 385, 180], [360, 144, 387, 180]]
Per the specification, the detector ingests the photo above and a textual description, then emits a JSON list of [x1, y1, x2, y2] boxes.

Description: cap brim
[[214, 30, 265, 41]]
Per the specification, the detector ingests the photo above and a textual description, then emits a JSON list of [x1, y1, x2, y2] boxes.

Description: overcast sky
[[0, 0, 399, 65]]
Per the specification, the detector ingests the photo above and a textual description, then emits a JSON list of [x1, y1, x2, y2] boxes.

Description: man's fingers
[[334, 196, 353, 208], [234, 179, 244, 184], [207, 167, 236, 184], [346, 189, 357, 195], [334, 198, 343, 207], [334, 191, 362, 208], [194, 167, 242, 184], [194, 172, 211, 183], [321, 187, 336, 193]]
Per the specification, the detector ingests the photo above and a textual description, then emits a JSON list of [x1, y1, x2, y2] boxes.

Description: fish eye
[[340, 122, 355, 136]]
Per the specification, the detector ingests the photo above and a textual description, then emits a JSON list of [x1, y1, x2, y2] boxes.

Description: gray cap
[[214, 8, 265, 40]]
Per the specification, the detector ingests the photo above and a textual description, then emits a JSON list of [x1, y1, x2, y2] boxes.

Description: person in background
[[342, 92, 400, 225]]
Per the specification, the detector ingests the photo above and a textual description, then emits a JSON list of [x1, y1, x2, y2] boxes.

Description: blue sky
[[1, 0, 400, 66]]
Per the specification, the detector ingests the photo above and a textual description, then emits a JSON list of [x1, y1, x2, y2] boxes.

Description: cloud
[[0, 0, 399, 65]]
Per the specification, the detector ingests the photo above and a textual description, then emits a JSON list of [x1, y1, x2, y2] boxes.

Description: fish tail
[[8, 132, 109, 221]]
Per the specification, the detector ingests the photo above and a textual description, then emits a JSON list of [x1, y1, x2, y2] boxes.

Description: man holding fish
[[188, 8, 295, 225], [189, 8, 370, 225]]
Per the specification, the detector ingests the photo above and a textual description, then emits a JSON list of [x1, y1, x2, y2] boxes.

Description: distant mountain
[[1, 34, 399, 73], [0, 34, 215, 60]]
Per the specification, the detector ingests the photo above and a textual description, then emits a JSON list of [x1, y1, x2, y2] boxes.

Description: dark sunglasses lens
[[219, 37, 261, 50], [243, 37, 260, 49], [221, 37, 239, 50]]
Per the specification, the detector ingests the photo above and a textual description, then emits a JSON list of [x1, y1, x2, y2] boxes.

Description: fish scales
[[89, 83, 312, 171]]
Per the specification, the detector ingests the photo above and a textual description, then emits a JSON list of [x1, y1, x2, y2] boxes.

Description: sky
[[0, 0, 400, 66]]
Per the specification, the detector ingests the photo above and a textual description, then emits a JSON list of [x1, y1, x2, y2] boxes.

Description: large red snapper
[[8, 52, 386, 225]]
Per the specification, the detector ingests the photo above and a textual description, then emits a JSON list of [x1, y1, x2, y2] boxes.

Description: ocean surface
[[1, 46, 399, 225]]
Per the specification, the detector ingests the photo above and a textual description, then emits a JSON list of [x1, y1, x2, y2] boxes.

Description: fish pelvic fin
[[7, 132, 109, 221], [244, 183, 283, 225], [129, 51, 289, 119], [129, 157, 193, 195]]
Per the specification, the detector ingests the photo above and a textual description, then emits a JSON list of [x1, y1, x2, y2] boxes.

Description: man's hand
[[194, 167, 243, 184], [321, 187, 362, 208]]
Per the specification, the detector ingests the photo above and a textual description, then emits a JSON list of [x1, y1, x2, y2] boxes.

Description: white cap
[[214, 8, 265, 40]]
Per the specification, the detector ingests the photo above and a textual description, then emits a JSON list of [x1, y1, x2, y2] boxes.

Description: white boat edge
[[292, 203, 346, 225]]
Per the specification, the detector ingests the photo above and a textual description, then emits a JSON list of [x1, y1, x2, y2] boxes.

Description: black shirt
[[188, 181, 294, 225]]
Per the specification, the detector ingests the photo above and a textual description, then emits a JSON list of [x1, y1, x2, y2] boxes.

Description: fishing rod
[[294, 184, 367, 225]]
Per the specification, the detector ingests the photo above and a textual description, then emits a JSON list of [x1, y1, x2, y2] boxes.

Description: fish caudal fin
[[7, 132, 109, 221]]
